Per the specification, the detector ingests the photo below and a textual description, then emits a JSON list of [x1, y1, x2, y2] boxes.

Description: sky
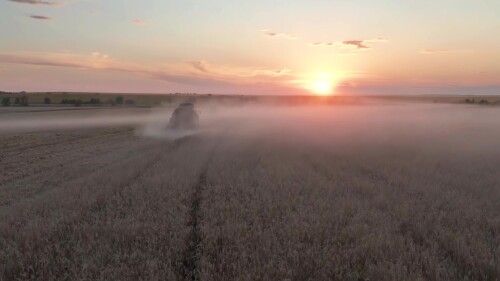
[[0, 0, 499, 95]]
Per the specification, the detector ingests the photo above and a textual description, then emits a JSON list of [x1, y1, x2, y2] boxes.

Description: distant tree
[[89, 98, 100, 105], [479, 100, 489, 105], [14, 97, 20, 104], [125, 99, 135, 105], [115, 96, 124, 105], [74, 100, 82, 107], [44, 97, 51, 104], [20, 96, 29, 106], [106, 99, 116, 106], [1, 97, 10, 106]]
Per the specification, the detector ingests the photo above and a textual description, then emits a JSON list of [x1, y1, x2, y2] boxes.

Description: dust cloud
[[196, 103, 500, 152], [1, 103, 499, 156]]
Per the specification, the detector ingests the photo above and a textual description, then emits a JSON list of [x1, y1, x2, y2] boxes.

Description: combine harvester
[[167, 102, 199, 131]]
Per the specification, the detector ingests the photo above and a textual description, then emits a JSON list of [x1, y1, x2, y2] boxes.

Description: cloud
[[131, 19, 147, 26], [9, 0, 62, 6], [0, 52, 110, 70], [261, 29, 298, 40], [342, 40, 369, 49], [188, 61, 210, 73], [0, 51, 298, 88], [310, 38, 387, 51], [252, 68, 291, 78], [91, 52, 109, 59], [29, 15, 53, 20], [420, 49, 470, 54], [310, 42, 335, 47]]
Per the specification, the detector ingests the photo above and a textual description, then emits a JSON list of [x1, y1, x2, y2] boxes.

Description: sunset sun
[[312, 80, 333, 95], [308, 73, 336, 95]]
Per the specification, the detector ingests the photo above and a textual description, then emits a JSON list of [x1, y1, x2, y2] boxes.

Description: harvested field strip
[[0, 134, 159, 206], [0, 138, 170, 225], [0, 107, 124, 115], [0, 128, 132, 154], [0, 128, 135, 185], [0, 137, 187, 280], [0, 135, 223, 280]]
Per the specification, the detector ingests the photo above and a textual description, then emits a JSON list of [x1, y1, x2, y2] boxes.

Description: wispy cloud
[[0, 51, 297, 87], [252, 68, 291, 77], [0, 52, 110, 69], [261, 29, 298, 40], [310, 42, 335, 47], [29, 15, 53, 20], [310, 38, 387, 50], [9, 0, 63, 6], [131, 19, 147, 26], [188, 60, 210, 73], [420, 49, 471, 54]]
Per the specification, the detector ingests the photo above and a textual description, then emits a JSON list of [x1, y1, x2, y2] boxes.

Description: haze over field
[[1, 0, 500, 280], [1, 103, 499, 158], [1, 0, 500, 95]]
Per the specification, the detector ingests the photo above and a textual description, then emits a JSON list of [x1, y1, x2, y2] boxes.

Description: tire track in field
[[178, 140, 218, 281]]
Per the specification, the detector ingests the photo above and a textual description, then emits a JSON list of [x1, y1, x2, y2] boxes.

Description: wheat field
[[1, 103, 499, 281]]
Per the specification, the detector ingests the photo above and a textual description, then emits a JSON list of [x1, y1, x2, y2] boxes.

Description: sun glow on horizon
[[312, 80, 333, 95], [307, 73, 336, 95]]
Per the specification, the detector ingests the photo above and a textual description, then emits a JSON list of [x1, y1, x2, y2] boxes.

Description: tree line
[[1, 96, 135, 107]]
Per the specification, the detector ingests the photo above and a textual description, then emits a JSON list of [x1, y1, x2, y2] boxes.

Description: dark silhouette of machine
[[167, 103, 199, 130]]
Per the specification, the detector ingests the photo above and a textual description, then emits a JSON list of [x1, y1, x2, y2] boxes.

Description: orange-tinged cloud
[[310, 38, 387, 50], [0, 51, 299, 90], [343, 40, 369, 49]]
